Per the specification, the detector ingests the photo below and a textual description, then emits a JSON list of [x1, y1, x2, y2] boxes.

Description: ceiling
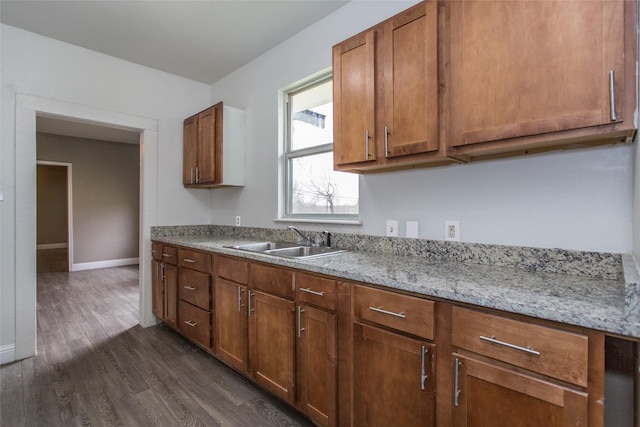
[[2, 0, 348, 142]]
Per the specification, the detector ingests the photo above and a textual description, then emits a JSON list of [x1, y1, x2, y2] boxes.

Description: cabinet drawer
[[178, 268, 211, 310], [178, 248, 211, 273], [250, 264, 294, 299], [216, 255, 248, 284], [296, 273, 337, 310], [353, 285, 435, 340], [178, 300, 211, 349], [151, 243, 163, 261], [451, 307, 588, 387], [160, 245, 177, 265]]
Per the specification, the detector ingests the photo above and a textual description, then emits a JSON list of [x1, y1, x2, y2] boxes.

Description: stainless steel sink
[[225, 241, 347, 259]]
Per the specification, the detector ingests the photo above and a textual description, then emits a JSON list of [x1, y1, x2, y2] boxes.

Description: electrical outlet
[[386, 220, 398, 237], [235, 216, 241, 227], [445, 220, 460, 241]]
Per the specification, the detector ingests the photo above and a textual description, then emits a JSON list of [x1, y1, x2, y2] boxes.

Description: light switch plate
[[406, 221, 419, 238], [386, 220, 398, 237]]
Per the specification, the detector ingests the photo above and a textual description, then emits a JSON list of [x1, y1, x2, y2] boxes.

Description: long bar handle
[[420, 345, 428, 390], [162, 253, 173, 258], [183, 285, 197, 291], [182, 258, 197, 263], [479, 335, 541, 356], [300, 287, 324, 297], [248, 291, 255, 316], [184, 320, 198, 327], [297, 306, 305, 338], [237, 287, 245, 312], [454, 357, 461, 407], [609, 70, 617, 121], [365, 130, 370, 160], [369, 306, 406, 319], [384, 125, 389, 158]]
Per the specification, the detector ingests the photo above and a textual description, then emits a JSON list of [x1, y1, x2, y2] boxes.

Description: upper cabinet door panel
[[333, 30, 377, 167], [197, 105, 220, 184], [450, 0, 625, 148], [183, 114, 198, 185], [384, 0, 438, 158]]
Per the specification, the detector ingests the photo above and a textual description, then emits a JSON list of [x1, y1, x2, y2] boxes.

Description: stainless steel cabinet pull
[[184, 320, 198, 327], [297, 306, 305, 338], [248, 291, 255, 316], [384, 125, 389, 158], [369, 306, 406, 319], [300, 288, 324, 297], [237, 287, 245, 312], [454, 357, 461, 407], [609, 70, 617, 121], [365, 130, 370, 160], [162, 253, 173, 258], [183, 285, 197, 291], [479, 335, 541, 356], [183, 258, 197, 263], [151, 249, 158, 254], [420, 346, 428, 390], [195, 166, 200, 183]]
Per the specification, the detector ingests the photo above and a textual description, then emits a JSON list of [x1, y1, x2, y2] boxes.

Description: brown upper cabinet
[[183, 102, 246, 187], [333, 1, 450, 173], [333, 0, 637, 172], [447, 0, 636, 160]]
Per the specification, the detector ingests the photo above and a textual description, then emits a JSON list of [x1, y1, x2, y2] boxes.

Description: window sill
[[274, 218, 363, 226]]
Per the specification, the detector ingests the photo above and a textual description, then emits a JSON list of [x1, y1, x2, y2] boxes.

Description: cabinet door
[[164, 264, 178, 328], [449, 0, 624, 148], [197, 105, 220, 184], [183, 114, 198, 185], [353, 323, 435, 427], [452, 354, 588, 427], [296, 304, 337, 427], [151, 260, 164, 319], [215, 278, 248, 372], [383, 1, 438, 158], [333, 29, 377, 167], [248, 290, 295, 404]]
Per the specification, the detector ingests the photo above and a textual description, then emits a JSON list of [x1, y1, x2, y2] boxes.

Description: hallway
[[0, 266, 312, 426]]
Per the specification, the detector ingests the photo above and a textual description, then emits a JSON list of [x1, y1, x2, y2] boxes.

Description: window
[[283, 73, 359, 220]]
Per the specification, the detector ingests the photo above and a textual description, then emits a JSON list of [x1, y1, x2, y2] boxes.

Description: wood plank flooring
[[1, 266, 313, 426]]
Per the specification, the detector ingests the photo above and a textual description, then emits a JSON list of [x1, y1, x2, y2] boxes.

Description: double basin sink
[[226, 241, 347, 260]]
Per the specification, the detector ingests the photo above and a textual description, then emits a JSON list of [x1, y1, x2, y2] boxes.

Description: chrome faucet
[[287, 226, 317, 246]]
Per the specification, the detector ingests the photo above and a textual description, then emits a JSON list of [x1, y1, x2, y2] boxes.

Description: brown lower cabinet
[[452, 354, 588, 426], [152, 243, 609, 427], [151, 245, 177, 329]]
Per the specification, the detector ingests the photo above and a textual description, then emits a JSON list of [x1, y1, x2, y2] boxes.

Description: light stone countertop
[[152, 231, 640, 340]]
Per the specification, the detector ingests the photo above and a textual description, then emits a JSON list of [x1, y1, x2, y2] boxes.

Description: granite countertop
[[151, 228, 640, 340]]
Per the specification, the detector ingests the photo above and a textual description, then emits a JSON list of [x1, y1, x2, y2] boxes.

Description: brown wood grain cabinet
[[151, 243, 178, 329], [176, 248, 213, 349], [447, 0, 636, 160], [248, 264, 296, 404], [296, 273, 338, 426], [183, 102, 245, 188], [333, 0, 449, 173]]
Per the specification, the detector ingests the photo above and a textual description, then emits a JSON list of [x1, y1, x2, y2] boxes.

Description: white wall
[[0, 24, 211, 361], [209, 0, 635, 254]]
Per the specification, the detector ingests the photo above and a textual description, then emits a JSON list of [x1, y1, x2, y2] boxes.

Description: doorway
[[36, 161, 73, 273]]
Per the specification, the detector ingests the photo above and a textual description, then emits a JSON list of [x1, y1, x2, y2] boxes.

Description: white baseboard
[[72, 257, 139, 272], [0, 344, 16, 365], [37, 243, 68, 250]]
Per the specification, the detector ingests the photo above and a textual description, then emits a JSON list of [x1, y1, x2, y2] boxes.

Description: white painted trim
[[0, 344, 16, 365], [36, 243, 68, 250], [14, 93, 158, 360], [72, 257, 139, 272]]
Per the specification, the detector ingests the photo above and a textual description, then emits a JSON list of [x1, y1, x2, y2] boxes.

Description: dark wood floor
[[1, 265, 313, 426]]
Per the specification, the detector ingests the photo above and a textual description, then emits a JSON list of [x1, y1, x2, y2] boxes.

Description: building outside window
[[283, 73, 359, 220]]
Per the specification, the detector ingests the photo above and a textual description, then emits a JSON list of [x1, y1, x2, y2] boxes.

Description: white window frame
[[281, 71, 360, 223]]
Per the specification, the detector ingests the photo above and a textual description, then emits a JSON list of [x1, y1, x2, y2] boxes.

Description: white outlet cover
[[386, 220, 398, 237], [235, 216, 241, 226], [445, 220, 460, 241], [406, 221, 419, 238]]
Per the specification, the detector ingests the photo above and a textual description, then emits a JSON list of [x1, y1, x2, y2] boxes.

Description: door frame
[[14, 94, 159, 361], [36, 161, 73, 272]]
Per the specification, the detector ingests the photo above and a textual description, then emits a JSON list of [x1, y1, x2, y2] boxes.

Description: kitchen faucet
[[288, 226, 318, 246]]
